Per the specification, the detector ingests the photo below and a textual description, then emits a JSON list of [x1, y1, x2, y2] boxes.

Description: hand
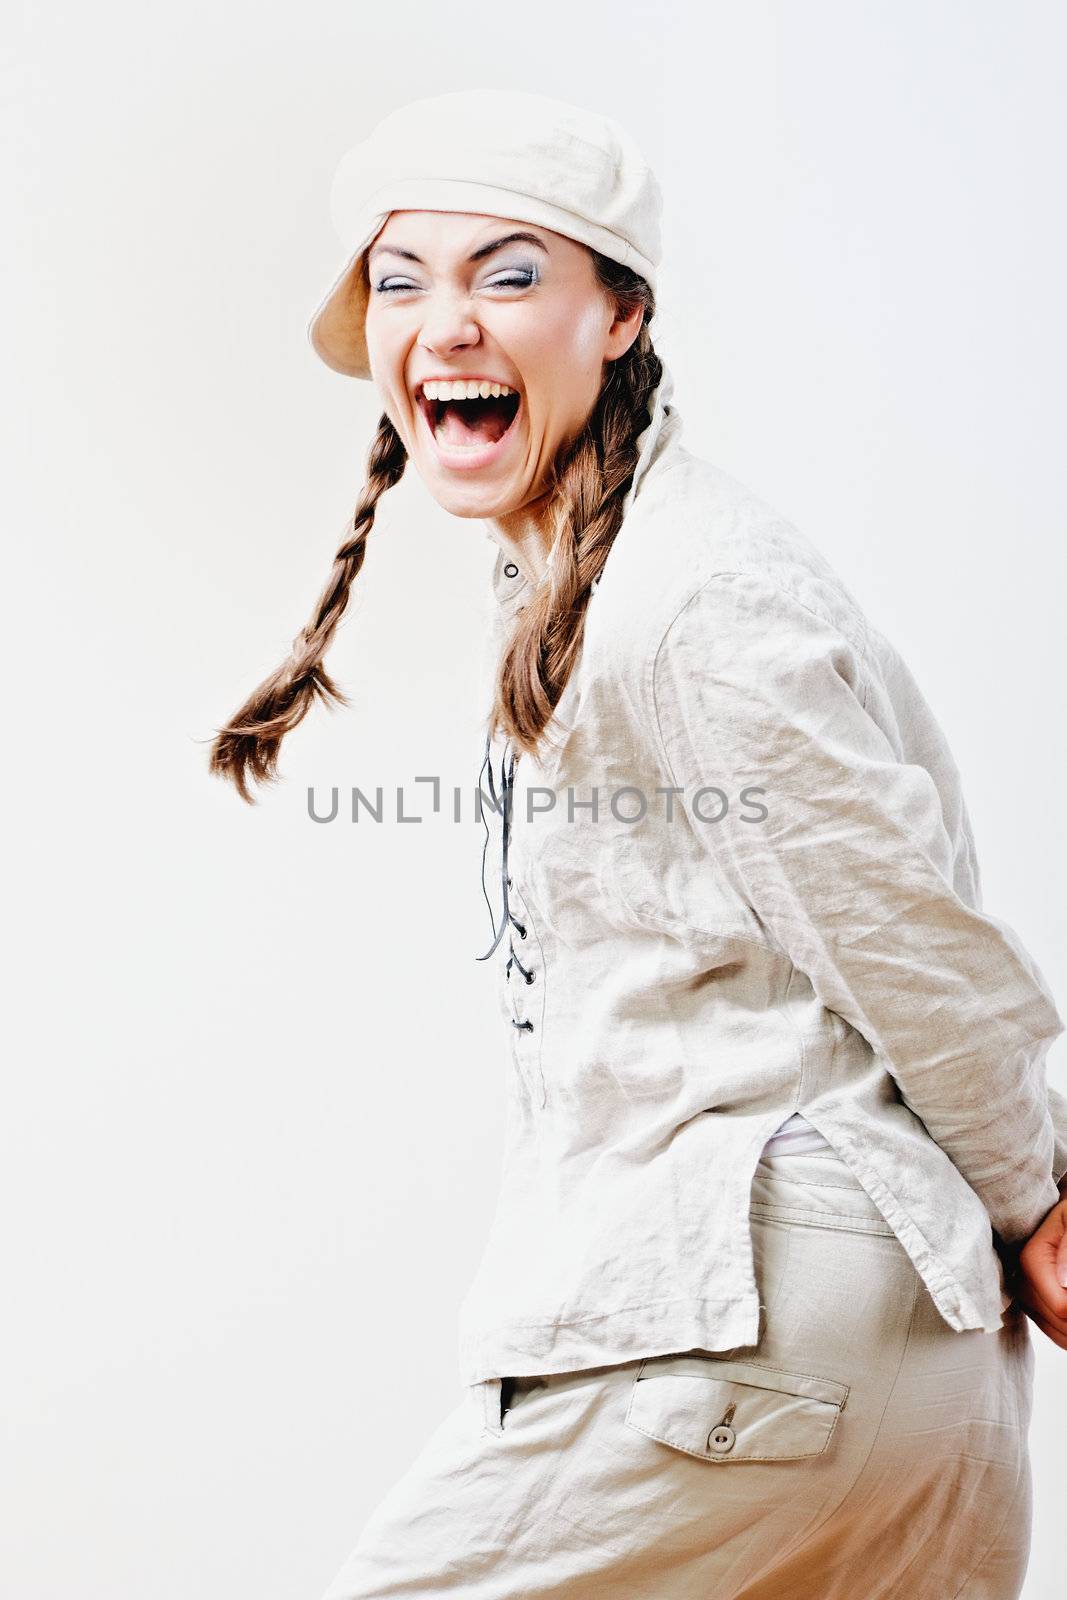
[[1012, 1190, 1067, 1349]]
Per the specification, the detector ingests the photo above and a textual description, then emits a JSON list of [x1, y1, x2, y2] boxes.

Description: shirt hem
[[458, 1292, 761, 1388]]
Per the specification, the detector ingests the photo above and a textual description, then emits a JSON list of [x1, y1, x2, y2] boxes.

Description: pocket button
[[708, 1423, 737, 1454]]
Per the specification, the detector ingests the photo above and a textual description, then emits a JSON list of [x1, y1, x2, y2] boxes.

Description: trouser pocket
[[625, 1353, 849, 1463]]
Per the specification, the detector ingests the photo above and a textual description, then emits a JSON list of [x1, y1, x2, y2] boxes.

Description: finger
[[1021, 1260, 1067, 1326], [1016, 1281, 1067, 1341], [1019, 1230, 1067, 1320], [1021, 1303, 1067, 1352]]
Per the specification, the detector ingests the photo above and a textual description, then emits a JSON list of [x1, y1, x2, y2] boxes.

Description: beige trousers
[[319, 1147, 1035, 1600]]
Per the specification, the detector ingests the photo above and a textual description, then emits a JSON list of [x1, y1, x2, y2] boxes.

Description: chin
[[430, 487, 511, 520], [419, 471, 516, 518]]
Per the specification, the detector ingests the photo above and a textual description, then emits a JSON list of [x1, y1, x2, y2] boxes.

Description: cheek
[[364, 306, 402, 377], [523, 307, 607, 433], [521, 300, 604, 372], [568, 298, 616, 362], [365, 332, 410, 430]]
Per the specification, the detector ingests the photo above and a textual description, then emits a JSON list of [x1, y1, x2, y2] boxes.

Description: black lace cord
[[475, 729, 535, 1029], [476, 728, 514, 962], [475, 729, 503, 957]]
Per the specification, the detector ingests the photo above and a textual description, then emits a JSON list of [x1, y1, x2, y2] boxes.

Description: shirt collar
[[485, 355, 680, 611]]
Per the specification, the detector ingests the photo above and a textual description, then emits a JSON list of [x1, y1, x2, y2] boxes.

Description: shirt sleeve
[[651, 568, 1067, 1244]]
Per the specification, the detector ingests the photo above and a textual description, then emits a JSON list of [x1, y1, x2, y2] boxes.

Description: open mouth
[[416, 388, 522, 451]]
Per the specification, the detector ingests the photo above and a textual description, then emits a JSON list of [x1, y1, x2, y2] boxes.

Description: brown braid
[[207, 414, 407, 804], [489, 254, 660, 762], [207, 247, 658, 801]]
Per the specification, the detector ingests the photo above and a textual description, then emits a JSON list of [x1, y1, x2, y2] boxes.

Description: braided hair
[[490, 257, 660, 763]]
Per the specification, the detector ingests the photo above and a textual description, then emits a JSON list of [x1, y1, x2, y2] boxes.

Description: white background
[[5, 2, 1066, 1595]]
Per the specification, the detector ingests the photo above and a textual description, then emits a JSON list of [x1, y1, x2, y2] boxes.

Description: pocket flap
[[625, 1356, 849, 1463]]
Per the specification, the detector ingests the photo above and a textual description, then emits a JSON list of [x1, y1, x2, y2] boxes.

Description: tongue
[[436, 397, 515, 446]]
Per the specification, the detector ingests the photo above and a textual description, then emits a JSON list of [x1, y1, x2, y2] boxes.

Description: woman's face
[[363, 211, 642, 521]]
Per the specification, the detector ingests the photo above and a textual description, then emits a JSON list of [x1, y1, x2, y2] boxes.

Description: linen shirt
[[457, 358, 1067, 1388]]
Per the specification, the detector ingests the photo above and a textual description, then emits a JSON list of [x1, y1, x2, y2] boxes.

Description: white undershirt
[[760, 1112, 835, 1157]]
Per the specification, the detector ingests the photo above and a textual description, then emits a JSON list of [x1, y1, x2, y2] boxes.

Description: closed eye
[[373, 268, 539, 295]]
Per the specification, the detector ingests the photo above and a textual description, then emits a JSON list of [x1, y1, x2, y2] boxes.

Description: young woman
[[209, 91, 1067, 1599]]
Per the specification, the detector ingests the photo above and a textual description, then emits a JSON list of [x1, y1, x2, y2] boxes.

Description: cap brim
[[307, 209, 393, 379], [307, 246, 373, 378]]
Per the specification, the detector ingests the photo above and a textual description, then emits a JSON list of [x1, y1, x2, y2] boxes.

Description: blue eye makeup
[[372, 264, 540, 295]]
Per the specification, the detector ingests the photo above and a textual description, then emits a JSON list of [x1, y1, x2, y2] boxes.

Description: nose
[[417, 290, 483, 361]]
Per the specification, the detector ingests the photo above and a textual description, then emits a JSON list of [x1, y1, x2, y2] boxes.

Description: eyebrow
[[367, 231, 550, 266]]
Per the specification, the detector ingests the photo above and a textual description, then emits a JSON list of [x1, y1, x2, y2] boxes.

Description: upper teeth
[[421, 380, 516, 401]]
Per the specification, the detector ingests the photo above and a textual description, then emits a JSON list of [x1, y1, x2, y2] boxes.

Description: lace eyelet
[[525, 971, 535, 985], [515, 922, 526, 939]]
